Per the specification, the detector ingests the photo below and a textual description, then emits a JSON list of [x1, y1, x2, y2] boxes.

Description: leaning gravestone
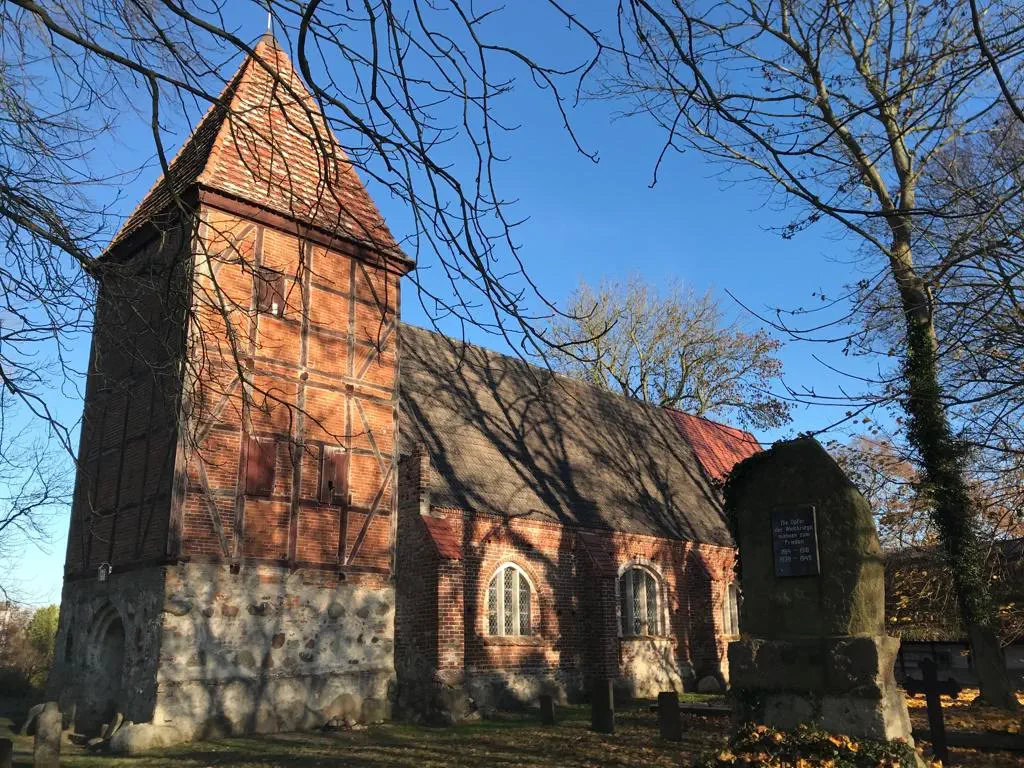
[[33, 703, 61, 768], [725, 437, 913, 743]]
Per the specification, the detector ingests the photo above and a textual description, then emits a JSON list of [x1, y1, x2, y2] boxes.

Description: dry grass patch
[[9, 704, 729, 768]]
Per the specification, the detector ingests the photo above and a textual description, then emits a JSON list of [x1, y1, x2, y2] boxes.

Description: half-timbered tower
[[50, 33, 412, 737]]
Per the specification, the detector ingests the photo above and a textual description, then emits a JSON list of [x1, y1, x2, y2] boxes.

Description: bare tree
[[968, 0, 1024, 124], [0, 393, 70, 603], [545, 277, 790, 429], [0, 0, 606, 448], [600, 0, 1024, 706], [0, 1, 612, 581], [923, 121, 1024, 460], [831, 436, 932, 551], [833, 434, 1024, 551]]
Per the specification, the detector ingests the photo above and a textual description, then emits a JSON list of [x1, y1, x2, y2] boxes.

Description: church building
[[48, 34, 757, 738]]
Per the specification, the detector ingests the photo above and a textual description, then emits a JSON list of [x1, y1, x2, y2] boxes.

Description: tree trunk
[[893, 237, 1017, 709]]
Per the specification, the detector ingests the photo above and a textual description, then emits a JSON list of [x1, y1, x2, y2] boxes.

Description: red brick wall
[[394, 451, 444, 705], [428, 507, 733, 684], [64, 222, 192, 578], [177, 204, 401, 573], [402, 504, 736, 686]]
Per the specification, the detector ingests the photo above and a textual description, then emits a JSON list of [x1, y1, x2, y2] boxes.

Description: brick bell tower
[[50, 33, 413, 738]]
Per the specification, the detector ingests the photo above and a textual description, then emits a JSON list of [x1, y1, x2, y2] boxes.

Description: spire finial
[[261, 3, 276, 45]]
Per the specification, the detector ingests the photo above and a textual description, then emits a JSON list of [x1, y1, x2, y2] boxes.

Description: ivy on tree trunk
[[901, 279, 1016, 709]]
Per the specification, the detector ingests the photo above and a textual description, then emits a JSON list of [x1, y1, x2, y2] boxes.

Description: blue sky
[[13, 4, 890, 606]]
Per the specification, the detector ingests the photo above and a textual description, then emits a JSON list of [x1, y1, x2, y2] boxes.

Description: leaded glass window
[[619, 566, 661, 636], [723, 582, 741, 636], [503, 567, 515, 635], [487, 578, 499, 634], [487, 564, 532, 636], [519, 574, 531, 632]]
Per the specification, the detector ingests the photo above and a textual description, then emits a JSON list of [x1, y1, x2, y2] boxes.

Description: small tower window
[[319, 445, 349, 506], [256, 267, 285, 317]]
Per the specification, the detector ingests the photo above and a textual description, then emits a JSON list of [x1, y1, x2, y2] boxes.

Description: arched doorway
[[78, 605, 126, 735]]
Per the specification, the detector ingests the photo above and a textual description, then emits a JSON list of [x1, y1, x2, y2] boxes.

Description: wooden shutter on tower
[[246, 437, 276, 497], [319, 445, 349, 506]]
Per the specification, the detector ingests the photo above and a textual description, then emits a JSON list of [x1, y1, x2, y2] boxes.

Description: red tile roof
[[421, 515, 462, 560], [109, 33, 403, 259], [666, 410, 761, 483]]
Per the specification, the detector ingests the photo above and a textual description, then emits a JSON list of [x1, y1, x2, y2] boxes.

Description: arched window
[[619, 566, 661, 636], [487, 564, 532, 636], [723, 582, 741, 636]]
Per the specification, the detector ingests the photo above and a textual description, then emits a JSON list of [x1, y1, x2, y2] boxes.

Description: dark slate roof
[[398, 324, 734, 546]]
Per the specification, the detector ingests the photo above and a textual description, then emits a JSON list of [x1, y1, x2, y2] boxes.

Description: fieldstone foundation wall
[[153, 563, 394, 737], [395, 655, 587, 723], [618, 637, 692, 699], [49, 568, 167, 734], [463, 668, 587, 712], [52, 562, 396, 739]]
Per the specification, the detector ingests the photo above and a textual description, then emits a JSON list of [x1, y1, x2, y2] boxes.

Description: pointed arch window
[[486, 564, 532, 636], [723, 582, 741, 636], [619, 566, 661, 637]]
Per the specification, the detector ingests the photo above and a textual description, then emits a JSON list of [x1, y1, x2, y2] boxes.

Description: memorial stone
[[725, 437, 913, 743]]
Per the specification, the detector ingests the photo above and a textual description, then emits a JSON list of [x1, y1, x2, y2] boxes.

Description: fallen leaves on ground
[[904, 688, 1024, 710], [906, 687, 1024, 767], [906, 688, 1024, 734], [695, 723, 916, 768]]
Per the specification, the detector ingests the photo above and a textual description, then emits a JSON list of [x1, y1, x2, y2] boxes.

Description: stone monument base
[[728, 634, 913, 743]]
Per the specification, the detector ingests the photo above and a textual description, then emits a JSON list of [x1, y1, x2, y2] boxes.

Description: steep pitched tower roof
[[110, 33, 406, 265]]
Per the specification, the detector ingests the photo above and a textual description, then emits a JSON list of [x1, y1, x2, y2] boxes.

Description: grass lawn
[[8, 702, 730, 768], [8, 695, 1024, 767]]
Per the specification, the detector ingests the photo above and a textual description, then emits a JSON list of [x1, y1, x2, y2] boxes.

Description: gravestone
[[657, 691, 682, 741], [726, 437, 913, 743], [539, 694, 556, 726], [33, 702, 61, 768], [590, 678, 614, 734]]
